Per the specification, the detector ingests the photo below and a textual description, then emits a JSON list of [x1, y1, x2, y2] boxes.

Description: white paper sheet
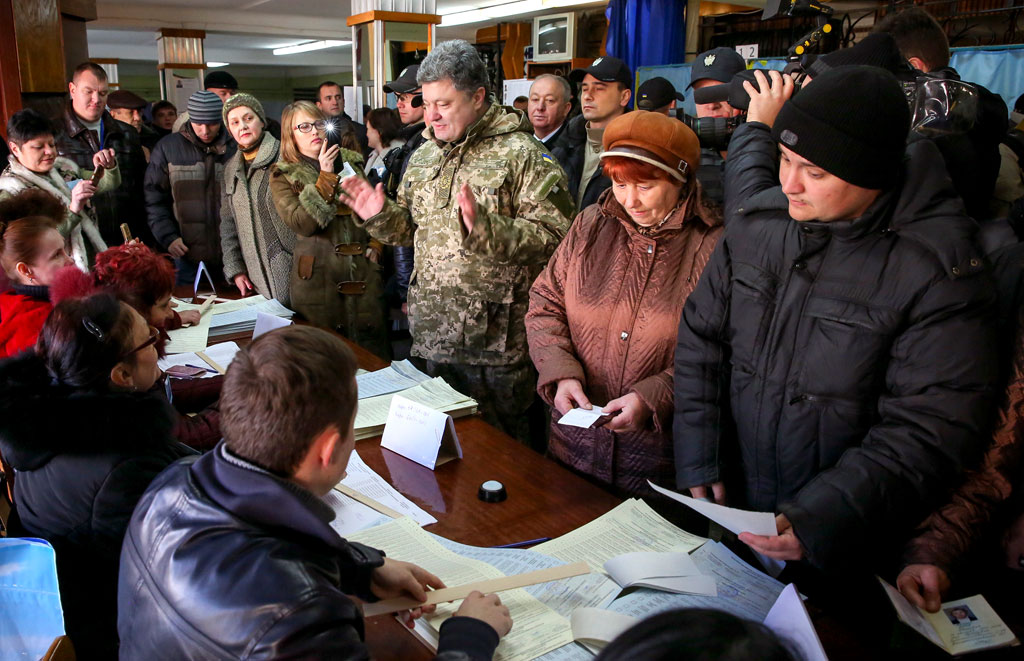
[[557, 406, 607, 428], [321, 489, 392, 537], [163, 312, 212, 354], [356, 360, 431, 399], [337, 450, 437, 526], [570, 608, 638, 654], [604, 551, 717, 596], [764, 584, 829, 661], [252, 311, 292, 339], [159, 341, 241, 377]]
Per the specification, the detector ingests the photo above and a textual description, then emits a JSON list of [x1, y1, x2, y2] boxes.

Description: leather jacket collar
[[62, 99, 122, 148]]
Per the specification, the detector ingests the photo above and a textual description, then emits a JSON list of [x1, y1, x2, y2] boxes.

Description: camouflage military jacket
[[357, 102, 574, 366]]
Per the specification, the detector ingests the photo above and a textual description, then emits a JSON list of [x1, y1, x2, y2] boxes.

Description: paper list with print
[[348, 517, 575, 661], [355, 377, 477, 440], [357, 359, 431, 399], [163, 312, 212, 354], [533, 499, 707, 575], [321, 489, 391, 537], [335, 450, 437, 526], [159, 341, 241, 377]]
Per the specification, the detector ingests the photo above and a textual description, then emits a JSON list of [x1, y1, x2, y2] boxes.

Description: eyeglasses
[[294, 120, 327, 133], [120, 326, 160, 360]]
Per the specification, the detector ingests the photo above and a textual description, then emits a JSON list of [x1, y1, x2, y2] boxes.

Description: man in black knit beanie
[[673, 66, 998, 583]]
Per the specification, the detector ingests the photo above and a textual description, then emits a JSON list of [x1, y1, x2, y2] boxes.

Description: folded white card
[[604, 551, 717, 596], [380, 395, 462, 470], [252, 311, 293, 339]]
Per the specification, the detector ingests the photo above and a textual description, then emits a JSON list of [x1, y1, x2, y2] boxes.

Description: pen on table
[[185, 364, 219, 374], [490, 537, 551, 549]]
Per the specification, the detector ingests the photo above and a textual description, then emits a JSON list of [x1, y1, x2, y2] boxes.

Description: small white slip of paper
[[557, 406, 607, 428]]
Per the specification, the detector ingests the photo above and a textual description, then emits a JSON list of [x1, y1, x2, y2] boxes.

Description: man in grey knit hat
[[144, 90, 237, 283]]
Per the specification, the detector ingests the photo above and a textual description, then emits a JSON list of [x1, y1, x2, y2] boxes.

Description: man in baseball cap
[[636, 77, 684, 116], [552, 56, 633, 211]]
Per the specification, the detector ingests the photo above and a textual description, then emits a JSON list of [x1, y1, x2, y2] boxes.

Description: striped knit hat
[[187, 90, 223, 124], [222, 92, 266, 127]]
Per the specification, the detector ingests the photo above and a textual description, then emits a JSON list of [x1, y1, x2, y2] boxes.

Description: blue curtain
[[605, 0, 688, 77]]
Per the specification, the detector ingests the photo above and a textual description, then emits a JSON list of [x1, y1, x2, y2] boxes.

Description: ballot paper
[[603, 551, 716, 596], [336, 450, 436, 526], [557, 406, 607, 428], [356, 360, 431, 399], [348, 518, 576, 661], [355, 377, 477, 441], [169, 295, 296, 339], [879, 578, 1019, 655], [159, 342, 241, 377], [764, 584, 828, 661], [533, 499, 707, 574], [162, 312, 213, 354], [647, 481, 784, 577], [570, 608, 638, 654], [252, 311, 292, 339], [321, 489, 391, 536]]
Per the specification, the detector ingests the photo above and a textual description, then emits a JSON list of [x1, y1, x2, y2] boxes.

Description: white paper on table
[[159, 341, 241, 377], [338, 450, 436, 526], [570, 607, 638, 654], [557, 406, 607, 428], [379, 395, 462, 470], [647, 481, 785, 577], [163, 312, 212, 354], [604, 551, 717, 596], [252, 311, 293, 338], [321, 489, 392, 537], [764, 584, 829, 661], [356, 359, 431, 399]]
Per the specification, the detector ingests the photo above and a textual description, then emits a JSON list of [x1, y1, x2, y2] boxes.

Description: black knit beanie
[[808, 32, 910, 78], [771, 65, 910, 190]]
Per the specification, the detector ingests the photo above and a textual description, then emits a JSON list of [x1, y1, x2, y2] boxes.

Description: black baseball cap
[[687, 47, 746, 89], [569, 56, 633, 88], [636, 77, 683, 110], [383, 65, 420, 94]]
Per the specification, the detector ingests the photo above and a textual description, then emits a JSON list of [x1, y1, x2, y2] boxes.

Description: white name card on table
[[380, 395, 462, 470], [252, 311, 293, 339]]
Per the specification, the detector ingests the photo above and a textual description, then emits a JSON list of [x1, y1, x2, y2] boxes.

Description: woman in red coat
[[0, 191, 75, 357]]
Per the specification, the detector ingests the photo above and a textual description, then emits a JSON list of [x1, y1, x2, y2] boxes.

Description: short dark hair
[[151, 100, 177, 115], [365, 108, 402, 145], [38, 293, 139, 390], [220, 325, 358, 475], [6, 108, 55, 146], [514, 95, 528, 104], [595, 609, 797, 661], [873, 8, 950, 71], [72, 62, 107, 83], [317, 81, 343, 101], [0, 190, 67, 280]]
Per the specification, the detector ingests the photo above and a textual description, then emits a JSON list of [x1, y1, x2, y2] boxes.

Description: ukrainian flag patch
[[541, 153, 554, 163]]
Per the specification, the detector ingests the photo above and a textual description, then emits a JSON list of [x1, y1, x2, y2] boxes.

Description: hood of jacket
[[737, 138, 982, 277], [0, 353, 176, 471], [425, 101, 532, 148]]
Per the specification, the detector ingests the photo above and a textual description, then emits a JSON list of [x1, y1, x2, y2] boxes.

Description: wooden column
[[0, 0, 23, 131]]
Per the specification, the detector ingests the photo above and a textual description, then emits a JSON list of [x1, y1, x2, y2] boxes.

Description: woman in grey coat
[[220, 93, 294, 304]]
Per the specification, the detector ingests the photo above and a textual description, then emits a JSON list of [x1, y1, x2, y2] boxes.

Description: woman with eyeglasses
[[269, 101, 389, 357], [0, 291, 193, 658]]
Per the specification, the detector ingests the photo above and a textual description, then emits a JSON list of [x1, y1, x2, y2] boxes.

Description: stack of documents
[[158, 341, 241, 377], [164, 296, 295, 353], [354, 376, 478, 441], [356, 360, 431, 398]]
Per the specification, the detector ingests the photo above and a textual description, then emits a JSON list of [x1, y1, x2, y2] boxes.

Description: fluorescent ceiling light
[[273, 40, 351, 56], [441, 0, 595, 27], [206, 62, 229, 68]]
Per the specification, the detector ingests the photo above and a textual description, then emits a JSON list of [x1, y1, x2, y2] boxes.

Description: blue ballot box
[[0, 538, 65, 659]]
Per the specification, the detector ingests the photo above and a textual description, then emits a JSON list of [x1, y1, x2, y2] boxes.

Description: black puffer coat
[[0, 354, 193, 659], [54, 101, 150, 246], [118, 443, 499, 660], [674, 121, 1000, 573]]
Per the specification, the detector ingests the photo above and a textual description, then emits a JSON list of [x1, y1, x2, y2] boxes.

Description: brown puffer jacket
[[527, 186, 721, 496]]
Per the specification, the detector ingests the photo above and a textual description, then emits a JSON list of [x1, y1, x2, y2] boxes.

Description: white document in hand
[[647, 481, 784, 577], [604, 551, 717, 596], [764, 583, 829, 661], [557, 406, 607, 428]]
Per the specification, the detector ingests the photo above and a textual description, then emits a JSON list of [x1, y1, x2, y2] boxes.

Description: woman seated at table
[[526, 111, 722, 497], [0, 190, 73, 357], [0, 291, 194, 658], [89, 242, 221, 450], [269, 101, 389, 357], [220, 93, 295, 304], [0, 108, 118, 270]]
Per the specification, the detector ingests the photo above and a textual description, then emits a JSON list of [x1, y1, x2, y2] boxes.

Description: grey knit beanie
[[222, 92, 266, 127], [187, 90, 223, 124]]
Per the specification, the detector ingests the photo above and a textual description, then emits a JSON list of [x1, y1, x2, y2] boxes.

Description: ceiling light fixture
[[206, 62, 229, 68], [440, 0, 596, 27], [273, 40, 351, 56]]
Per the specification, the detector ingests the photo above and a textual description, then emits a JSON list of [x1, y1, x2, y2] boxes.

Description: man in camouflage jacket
[[342, 40, 574, 441]]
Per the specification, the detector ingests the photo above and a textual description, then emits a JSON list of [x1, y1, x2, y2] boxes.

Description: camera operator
[[685, 47, 747, 206]]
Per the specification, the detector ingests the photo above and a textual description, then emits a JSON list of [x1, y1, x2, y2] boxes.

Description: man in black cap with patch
[[674, 66, 997, 583], [551, 56, 632, 211], [686, 47, 747, 207], [636, 77, 683, 116]]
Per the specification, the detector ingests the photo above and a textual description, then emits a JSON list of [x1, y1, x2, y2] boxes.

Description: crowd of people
[[0, 6, 1023, 659]]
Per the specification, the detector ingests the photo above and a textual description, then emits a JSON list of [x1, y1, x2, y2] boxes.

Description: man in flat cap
[[108, 89, 162, 157], [551, 56, 633, 212]]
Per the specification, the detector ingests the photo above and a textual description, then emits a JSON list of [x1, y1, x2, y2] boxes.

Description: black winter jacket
[[54, 101, 150, 246], [0, 354, 193, 659], [674, 121, 1000, 573], [387, 121, 428, 300], [550, 114, 611, 212], [144, 124, 236, 270], [118, 442, 500, 660]]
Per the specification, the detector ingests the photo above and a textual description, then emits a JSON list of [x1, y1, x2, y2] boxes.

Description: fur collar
[[0, 353, 176, 470], [273, 148, 364, 186]]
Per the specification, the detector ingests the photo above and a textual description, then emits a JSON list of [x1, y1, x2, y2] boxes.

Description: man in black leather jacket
[[55, 62, 150, 246], [118, 325, 510, 659]]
